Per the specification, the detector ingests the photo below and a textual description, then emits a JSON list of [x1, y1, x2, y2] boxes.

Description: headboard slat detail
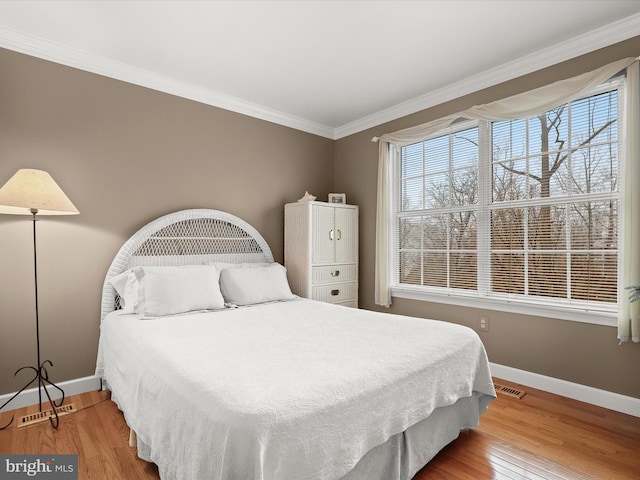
[[100, 209, 274, 322]]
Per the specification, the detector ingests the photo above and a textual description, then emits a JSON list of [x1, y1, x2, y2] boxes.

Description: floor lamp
[[0, 169, 79, 430]]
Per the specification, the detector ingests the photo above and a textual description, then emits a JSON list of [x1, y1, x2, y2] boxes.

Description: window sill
[[390, 286, 617, 327]]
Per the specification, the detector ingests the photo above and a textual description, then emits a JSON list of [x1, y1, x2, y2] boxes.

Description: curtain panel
[[374, 57, 639, 343], [621, 60, 640, 343]]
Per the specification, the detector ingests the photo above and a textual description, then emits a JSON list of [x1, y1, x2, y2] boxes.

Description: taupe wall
[[0, 48, 334, 394], [2, 35, 640, 401], [335, 37, 640, 399]]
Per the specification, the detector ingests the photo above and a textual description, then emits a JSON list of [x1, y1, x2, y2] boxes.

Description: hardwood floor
[[0, 378, 638, 479], [416, 379, 640, 480], [0, 390, 159, 480]]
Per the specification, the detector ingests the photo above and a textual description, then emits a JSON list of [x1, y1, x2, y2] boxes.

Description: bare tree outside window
[[400, 126, 478, 291], [491, 90, 618, 303], [398, 87, 619, 308]]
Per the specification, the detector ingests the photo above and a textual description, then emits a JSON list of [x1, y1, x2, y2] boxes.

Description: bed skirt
[[122, 391, 485, 480]]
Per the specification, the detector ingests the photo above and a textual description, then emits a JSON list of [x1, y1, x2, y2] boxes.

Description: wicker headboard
[[100, 209, 274, 322]]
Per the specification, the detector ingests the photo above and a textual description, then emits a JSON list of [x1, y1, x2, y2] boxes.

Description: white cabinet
[[285, 201, 358, 307]]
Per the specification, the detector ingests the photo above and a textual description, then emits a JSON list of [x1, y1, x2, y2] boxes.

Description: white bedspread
[[98, 299, 495, 480]]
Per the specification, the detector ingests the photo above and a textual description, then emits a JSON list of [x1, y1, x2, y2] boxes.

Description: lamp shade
[[0, 169, 79, 215]]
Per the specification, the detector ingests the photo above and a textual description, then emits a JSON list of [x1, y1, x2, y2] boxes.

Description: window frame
[[389, 79, 624, 327]]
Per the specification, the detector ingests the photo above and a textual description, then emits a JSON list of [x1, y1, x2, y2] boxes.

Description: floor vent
[[494, 383, 526, 399], [17, 403, 77, 428]]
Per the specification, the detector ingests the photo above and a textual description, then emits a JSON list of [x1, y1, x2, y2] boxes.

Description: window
[[392, 82, 622, 323]]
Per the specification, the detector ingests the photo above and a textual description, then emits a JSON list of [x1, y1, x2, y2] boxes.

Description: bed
[[95, 208, 495, 480]]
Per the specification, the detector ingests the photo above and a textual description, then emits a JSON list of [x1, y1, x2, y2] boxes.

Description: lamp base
[[0, 360, 65, 430]]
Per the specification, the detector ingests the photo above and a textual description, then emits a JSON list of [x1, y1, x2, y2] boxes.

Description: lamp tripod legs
[[0, 360, 65, 430]]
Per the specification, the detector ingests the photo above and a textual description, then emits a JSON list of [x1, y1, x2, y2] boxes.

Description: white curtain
[[620, 61, 640, 343], [374, 56, 639, 339], [374, 141, 395, 307]]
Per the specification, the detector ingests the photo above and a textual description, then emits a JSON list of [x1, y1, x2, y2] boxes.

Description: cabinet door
[[334, 207, 357, 263], [312, 204, 336, 264]]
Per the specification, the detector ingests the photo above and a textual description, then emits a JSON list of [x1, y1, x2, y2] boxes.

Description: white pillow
[[135, 265, 226, 317], [109, 268, 141, 314], [219, 263, 296, 306], [210, 261, 272, 271]]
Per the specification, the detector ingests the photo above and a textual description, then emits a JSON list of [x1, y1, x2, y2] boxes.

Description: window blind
[[394, 86, 620, 312]]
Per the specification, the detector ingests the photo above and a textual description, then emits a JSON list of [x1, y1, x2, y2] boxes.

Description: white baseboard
[[0, 375, 101, 413], [2, 367, 639, 419], [490, 363, 640, 418]]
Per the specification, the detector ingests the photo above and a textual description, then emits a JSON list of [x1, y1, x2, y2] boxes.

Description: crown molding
[[334, 12, 640, 140], [1, 13, 639, 142], [0, 25, 335, 139]]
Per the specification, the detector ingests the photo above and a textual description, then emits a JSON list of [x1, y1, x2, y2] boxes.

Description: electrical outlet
[[478, 315, 490, 332]]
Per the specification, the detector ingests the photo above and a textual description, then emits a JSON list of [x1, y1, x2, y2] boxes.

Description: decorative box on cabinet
[[285, 201, 358, 307]]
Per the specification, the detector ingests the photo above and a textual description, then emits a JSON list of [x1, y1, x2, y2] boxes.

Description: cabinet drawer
[[312, 264, 356, 284], [312, 282, 357, 303]]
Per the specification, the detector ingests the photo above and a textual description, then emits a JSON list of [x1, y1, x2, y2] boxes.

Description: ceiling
[[0, 1, 639, 139]]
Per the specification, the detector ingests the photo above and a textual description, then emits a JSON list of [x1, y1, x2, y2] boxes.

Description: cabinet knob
[[336, 229, 342, 240], [331, 270, 340, 277], [331, 289, 340, 296], [329, 229, 334, 240]]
